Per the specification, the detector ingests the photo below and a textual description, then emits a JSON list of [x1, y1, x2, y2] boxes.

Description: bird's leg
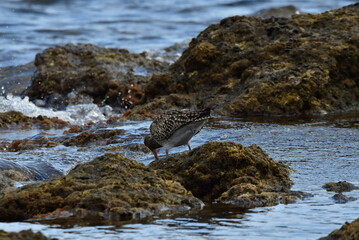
[[152, 149, 159, 161], [187, 143, 192, 151], [166, 149, 169, 158]]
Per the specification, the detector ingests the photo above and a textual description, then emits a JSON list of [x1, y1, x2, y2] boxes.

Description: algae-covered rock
[[0, 111, 69, 129], [150, 142, 304, 207], [2, 128, 124, 152], [320, 218, 359, 240], [24, 43, 169, 109], [129, 4, 359, 118], [0, 153, 203, 222], [0, 229, 56, 240], [62, 129, 124, 147]]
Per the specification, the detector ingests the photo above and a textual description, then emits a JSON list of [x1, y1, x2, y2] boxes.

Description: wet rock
[[62, 129, 124, 147], [323, 181, 359, 192], [24, 43, 169, 110], [1, 125, 124, 153], [128, 4, 359, 118], [0, 111, 69, 129], [319, 218, 359, 240], [150, 142, 306, 207], [332, 193, 357, 204], [0, 229, 56, 240], [0, 62, 35, 96], [0, 153, 203, 222], [7, 138, 60, 152]]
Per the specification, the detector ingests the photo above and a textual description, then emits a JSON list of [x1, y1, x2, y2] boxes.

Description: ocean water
[[0, 0, 359, 239], [0, 0, 357, 67]]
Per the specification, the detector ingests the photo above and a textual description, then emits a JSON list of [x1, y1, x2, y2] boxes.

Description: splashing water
[[0, 95, 113, 125]]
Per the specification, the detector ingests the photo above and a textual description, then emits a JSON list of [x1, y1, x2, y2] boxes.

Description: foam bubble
[[0, 95, 113, 125]]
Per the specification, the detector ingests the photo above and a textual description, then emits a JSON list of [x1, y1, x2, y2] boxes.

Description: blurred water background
[[0, 0, 356, 67]]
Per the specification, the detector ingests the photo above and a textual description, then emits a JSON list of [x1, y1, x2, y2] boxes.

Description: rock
[[319, 218, 359, 240], [0, 111, 69, 129], [62, 129, 124, 147], [150, 142, 306, 207], [6, 138, 60, 152], [0, 229, 56, 240], [24, 43, 169, 110], [0, 153, 203, 222], [332, 193, 357, 204], [2, 128, 124, 152], [323, 181, 359, 192], [128, 4, 359, 118], [0, 62, 35, 96]]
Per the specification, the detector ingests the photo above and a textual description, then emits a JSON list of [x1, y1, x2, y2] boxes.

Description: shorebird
[[144, 108, 211, 161]]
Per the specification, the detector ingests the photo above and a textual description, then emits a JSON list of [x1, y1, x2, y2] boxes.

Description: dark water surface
[[0, 114, 358, 239], [0, 0, 356, 67]]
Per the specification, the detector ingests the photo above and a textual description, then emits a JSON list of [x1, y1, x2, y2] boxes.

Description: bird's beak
[[152, 149, 159, 161]]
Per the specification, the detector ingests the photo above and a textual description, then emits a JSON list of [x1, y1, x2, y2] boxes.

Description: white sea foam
[[0, 95, 113, 125]]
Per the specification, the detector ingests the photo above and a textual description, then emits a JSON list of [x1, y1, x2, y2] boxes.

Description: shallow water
[[0, 0, 357, 67], [0, 113, 358, 239]]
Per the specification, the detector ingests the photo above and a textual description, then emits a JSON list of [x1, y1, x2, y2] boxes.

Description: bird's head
[[144, 135, 162, 161]]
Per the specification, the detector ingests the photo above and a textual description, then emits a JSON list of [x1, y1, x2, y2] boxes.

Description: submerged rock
[[62, 129, 124, 147], [323, 181, 359, 192], [323, 181, 358, 204], [150, 142, 305, 207], [2, 128, 124, 152], [0, 153, 203, 222], [332, 193, 357, 204], [320, 218, 359, 240], [0, 229, 56, 240], [0, 111, 69, 129], [24, 43, 169, 110], [128, 4, 359, 118]]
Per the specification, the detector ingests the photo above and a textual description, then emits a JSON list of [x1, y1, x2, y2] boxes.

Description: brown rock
[[62, 129, 124, 147], [150, 141, 306, 207], [0, 153, 203, 222], [323, 181, 359, 193], [0, 229, 56, 240], [320, 218, 359, 240], [24, 43, 169, 109], [0, 111, 69, 129], [129, 4, 359, 118]]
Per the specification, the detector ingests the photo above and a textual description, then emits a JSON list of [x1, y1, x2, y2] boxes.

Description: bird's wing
[[150, 109, 210, 144]]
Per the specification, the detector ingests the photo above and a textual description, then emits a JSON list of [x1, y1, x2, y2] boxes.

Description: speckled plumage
[[151, 108, 210, 145], [144, 108, 211, 160]]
